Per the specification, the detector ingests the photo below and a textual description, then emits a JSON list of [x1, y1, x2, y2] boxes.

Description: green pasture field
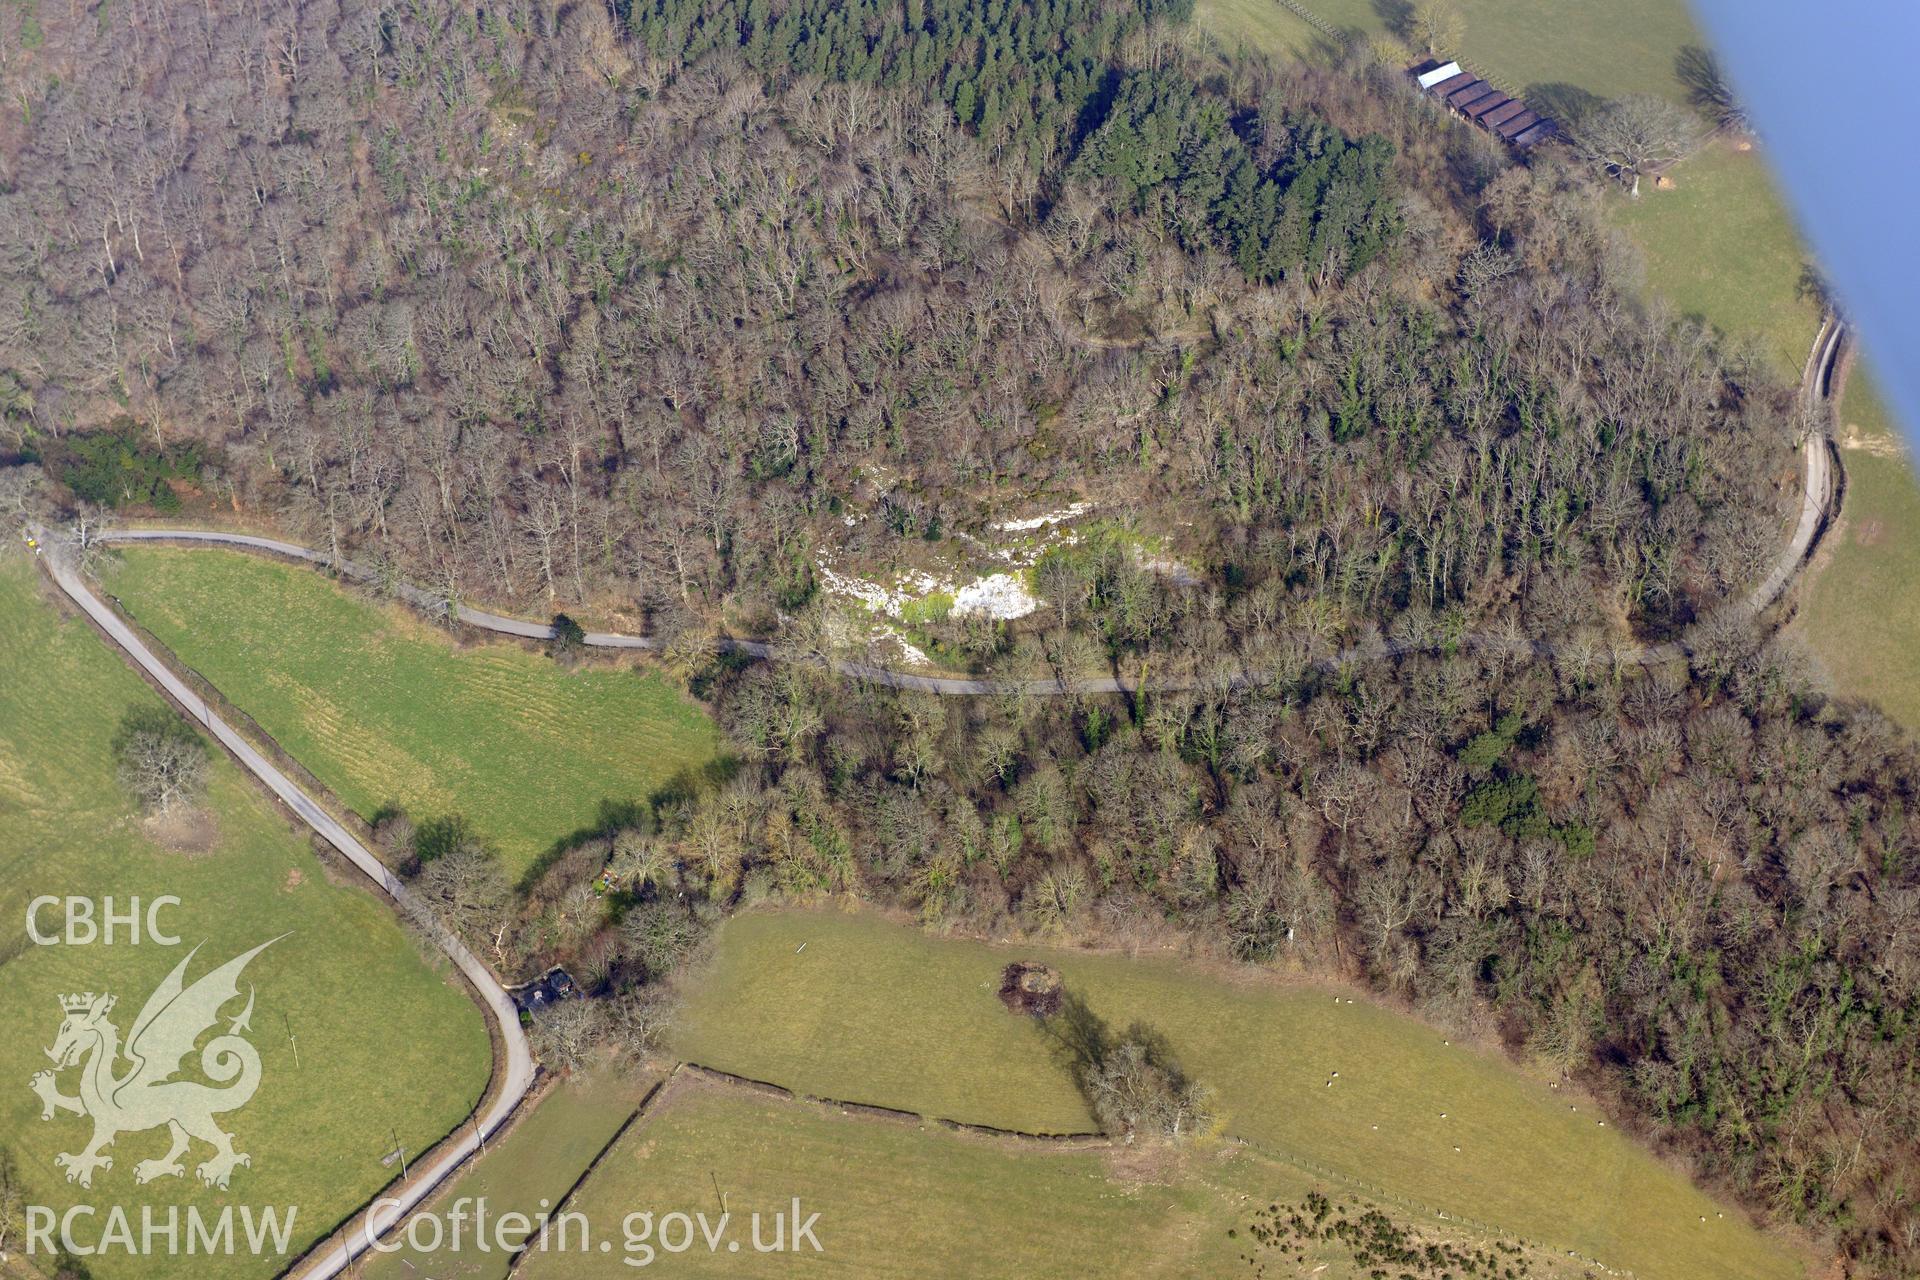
[[0, 549, 492, 1280], [1192, 0, 1323, 60], [1611, 140, 1823, 380], [516, 1079, 1588, 1279], [1197, 0, 1703, 104], [1797, 371, 1920, 729], [672, 908, 1807, 1280], [360, 1065, 658, 1280], [104, 546, 722, 880]]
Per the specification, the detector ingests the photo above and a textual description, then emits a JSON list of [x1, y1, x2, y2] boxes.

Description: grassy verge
[[1795, 370, 1920, 727], [360, 1064, 658, 1280], [672, 907, 1806, 1280], [516, 1078, 1585, 1279], [0, 549, 492, 1280], [104, 546, 722, 879]]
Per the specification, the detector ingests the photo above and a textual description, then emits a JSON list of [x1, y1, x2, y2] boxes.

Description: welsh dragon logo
[[28, 937, 283, 1190]]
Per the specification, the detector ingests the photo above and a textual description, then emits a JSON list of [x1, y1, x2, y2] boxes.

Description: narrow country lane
[[21, 313, 1844, 1275], [94, 315, 1846, 698], [34, 533, 536, 1280]]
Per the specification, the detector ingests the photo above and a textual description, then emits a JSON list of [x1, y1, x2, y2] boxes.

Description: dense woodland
[[2, 1, 1915, 1273]]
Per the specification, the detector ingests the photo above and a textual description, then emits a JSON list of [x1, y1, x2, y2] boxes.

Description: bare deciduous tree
[[1412, 0, 1465, 56], [414, 844, 512, 951], [113, 706, 209, 815], [528, 999, 607, 1075], [1572, 94, 1700, 197], [1081, 1027, 1214, 1141], [0, 1146, 24, 1259]]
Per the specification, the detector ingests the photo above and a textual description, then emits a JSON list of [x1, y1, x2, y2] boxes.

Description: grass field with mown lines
[[0, 549, 491, 1280], [105, 546, 722, 879]]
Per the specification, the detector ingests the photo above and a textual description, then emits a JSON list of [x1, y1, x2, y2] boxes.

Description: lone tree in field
[[1412, 0, 1464, 57], [1048, 993, 1215, 1141], [1572, 94, 1699, 196], [113, 705, 209, 815], [1085, 1030, 1216, 1140]]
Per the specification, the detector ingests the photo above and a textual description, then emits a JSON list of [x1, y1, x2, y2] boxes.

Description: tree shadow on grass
[[1041, 991, 1115, 1097], [1372, 0, 1415, 43], [1675, 45, 1743, 130], [1524, 82, 1603, 133], [1036, 990, 1182, 1090]]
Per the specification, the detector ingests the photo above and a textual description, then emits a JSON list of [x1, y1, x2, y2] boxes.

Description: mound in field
[[999, 962, 1064, 1017]]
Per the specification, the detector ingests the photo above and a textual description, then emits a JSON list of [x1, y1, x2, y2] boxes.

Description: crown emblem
[[60, 992, 109, 1013]]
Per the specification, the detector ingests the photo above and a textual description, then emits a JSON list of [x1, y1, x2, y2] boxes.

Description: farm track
[[96, 316, 1847, 697]]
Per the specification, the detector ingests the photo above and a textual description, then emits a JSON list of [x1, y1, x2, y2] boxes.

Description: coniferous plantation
[[1, 1, 1915, 1273]]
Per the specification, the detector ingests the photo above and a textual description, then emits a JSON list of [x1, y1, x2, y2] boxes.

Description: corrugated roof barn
[[1410, 59, 1559, 151]]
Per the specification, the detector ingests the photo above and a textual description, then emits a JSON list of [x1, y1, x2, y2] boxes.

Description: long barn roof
[[1493, 110, 1541, 139], [1413, 60, 1558, 151], [1483, 100, 1529, 128]]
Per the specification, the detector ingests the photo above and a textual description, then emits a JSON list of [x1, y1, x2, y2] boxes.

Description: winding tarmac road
[[25, 312, 1844, 1279], [95, 316, 1847, 696], [1753, 313, 1844, 611], [34, 534, 536, 1280]]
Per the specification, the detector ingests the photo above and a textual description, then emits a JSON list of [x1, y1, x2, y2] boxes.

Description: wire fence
[[1274, 0, 1340, 40]]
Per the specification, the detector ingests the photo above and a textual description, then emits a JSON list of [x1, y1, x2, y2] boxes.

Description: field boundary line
[[499, 1068, 677, 1278], [29, 547, 525, 1280], [1273, 0, 1338, 41], [592, 1060, 1635, 1276], [88, 588, 395, 868], [678, 1060, 1628, 1272], [80, 575, 604, 987], [679, 1061, 1107, 1143]]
